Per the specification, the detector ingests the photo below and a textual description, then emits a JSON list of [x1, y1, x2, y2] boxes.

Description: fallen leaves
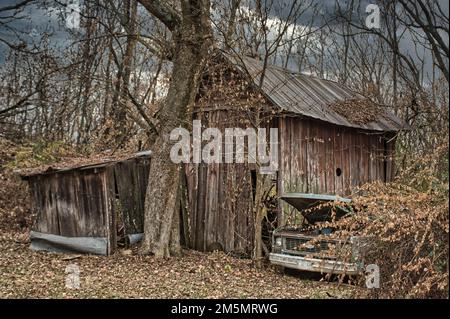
[[0, 232, 360, 299], [328, 98, 386, 125]]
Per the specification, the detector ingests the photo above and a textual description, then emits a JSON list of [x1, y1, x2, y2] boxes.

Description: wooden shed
[[184, 52, 407, 255], [21, 152, 151, 255]]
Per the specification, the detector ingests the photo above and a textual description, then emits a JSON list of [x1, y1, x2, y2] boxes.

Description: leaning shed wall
[[28, 166, 117, 254], [24, 154, 150, 255]]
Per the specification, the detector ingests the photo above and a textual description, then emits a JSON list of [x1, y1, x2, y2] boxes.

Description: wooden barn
[[21, 152, 151, 255], [20, 52, 407, 259], [184, 52, 407, 255]]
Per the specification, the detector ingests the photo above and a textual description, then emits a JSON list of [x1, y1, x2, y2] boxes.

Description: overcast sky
[[0, 0, 447, 79], [0, 0, 69, 62]]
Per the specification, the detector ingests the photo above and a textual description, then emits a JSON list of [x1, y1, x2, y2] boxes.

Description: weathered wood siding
[[186, 110, 256, 255], [27, 157, 150, 255], [114, 157, 150, 235], [278, 116, 396, 197], [30, 168, 111, 237]]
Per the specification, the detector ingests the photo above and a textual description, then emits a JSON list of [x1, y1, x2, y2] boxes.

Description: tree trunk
[[253, 173, 272, 267], [139, 0, 212, 258]]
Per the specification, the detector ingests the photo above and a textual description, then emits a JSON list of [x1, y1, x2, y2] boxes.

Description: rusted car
[[269, 193, 365, 275]]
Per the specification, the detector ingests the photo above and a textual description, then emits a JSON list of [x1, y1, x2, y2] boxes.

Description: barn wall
[[185, 109, 258, 255], [185, 110, 397, 254], [278, 116, 396, 197]]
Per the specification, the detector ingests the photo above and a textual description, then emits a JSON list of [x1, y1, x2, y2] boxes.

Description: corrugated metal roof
[[223, 53, 406, 131]]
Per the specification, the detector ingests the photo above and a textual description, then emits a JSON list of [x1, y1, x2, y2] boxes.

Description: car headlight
[[275, 237, 282, 247]]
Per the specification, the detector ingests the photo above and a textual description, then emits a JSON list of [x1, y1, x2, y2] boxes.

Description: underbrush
[[319, 141, 449, 298]]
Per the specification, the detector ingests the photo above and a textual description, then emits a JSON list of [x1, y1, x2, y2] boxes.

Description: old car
[[269, 193, 365, 275]]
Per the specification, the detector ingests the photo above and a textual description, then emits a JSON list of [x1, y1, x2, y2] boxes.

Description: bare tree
[[396, 0, 448, 81], [137, 0, 213, 257]]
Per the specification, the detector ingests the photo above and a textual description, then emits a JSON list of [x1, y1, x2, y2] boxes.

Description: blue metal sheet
[[30, 231, 108, 255]]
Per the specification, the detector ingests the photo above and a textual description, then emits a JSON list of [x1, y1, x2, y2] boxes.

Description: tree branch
[[137, 0, 181, 31]]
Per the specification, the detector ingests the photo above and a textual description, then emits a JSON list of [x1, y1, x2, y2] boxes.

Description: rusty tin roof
[[223, 52, 407, 132]]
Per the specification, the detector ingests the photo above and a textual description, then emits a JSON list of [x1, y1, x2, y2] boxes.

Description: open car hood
[[280, 193, 352, 224]]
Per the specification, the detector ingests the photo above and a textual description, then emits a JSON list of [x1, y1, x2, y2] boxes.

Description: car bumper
[[269, 252, 362, 275]]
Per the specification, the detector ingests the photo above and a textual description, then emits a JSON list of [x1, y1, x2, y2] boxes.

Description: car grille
[[284, 237, 329, 254]]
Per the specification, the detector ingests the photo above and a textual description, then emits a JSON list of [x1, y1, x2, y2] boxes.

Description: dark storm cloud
[[264, 0, 446, 80], [0, 0, 447, 80], [245, 0, 376, 27], [0, 0, 74, 62]]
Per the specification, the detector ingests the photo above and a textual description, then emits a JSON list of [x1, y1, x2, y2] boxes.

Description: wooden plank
[[361, 133, 370, 185], [325, 125, 335, 194], [334, 127, 344, 195], [234, 165, 245, 253], [342, 129, 351, 195], [355, 132, 362, 188], [105, 167, 116, 255], [115, 160, 137, 234], [347, 131, 354, 191], [316, 123, 327, 194], [85, 171, 108, 237], [135, 157, 150, 233], [283, 117, 292, 192], [30, 169, 109, 239], [195, 164, 207, 251], [114, 158, 149, 236], [369, 135, 377, 182], [385, 134, 396, 182], [306, 121, 314, 193], [56, 172, 78, 237], [278, 116, 288, 225], [300, 119, 308, 193], [244, 165, 254, 255], [30, 176, 57, 234], [312, 122, 321, 193], [379, 136, 383, 181], [185, 163, 198, 248], [217, 111, 227, 250], [225, 162, 236, 251], [205, 159, 219, 250], [290, 117, 300, 192], [205, 110, 220, 251], [233, 163, 254, 255], [296, 119, 304, 193], [31, 177, 45, 234]]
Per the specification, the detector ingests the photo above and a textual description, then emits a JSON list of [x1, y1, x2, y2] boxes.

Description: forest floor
[[0, 230, 362, 299]]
